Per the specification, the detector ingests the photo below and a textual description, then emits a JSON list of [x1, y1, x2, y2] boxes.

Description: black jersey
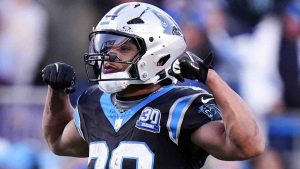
[[74, 85, 222, 169]]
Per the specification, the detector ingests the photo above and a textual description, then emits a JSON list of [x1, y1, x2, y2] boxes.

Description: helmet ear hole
[[157, 54, 170, 66], [128, 65, 138, 79]]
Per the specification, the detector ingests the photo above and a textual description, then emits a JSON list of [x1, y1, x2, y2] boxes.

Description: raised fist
[[170, 51, 214, 83], [42, 62, 76, 94]]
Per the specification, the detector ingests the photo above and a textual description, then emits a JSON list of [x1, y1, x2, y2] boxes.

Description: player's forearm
[[42, 87, 74, 151], [206, 70, 265, 158]]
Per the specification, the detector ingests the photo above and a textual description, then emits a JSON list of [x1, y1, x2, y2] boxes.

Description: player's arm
[[171, 52, 265, 160], [42, 63, 89, 157], [192, 69, 264, 160]]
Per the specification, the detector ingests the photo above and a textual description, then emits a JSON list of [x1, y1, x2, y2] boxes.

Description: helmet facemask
[[84, 31, 145, 93]]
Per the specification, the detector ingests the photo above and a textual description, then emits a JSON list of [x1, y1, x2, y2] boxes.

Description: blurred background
[[0, 0, 300, 168]]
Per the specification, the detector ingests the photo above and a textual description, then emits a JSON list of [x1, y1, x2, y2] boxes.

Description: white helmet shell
[[86, 2, 187, 93]]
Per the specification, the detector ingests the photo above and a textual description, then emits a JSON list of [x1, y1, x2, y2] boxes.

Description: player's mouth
[[103, 64, 119, 74]]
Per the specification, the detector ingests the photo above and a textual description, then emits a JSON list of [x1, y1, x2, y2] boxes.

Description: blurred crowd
[[0, 0, 300, 169]]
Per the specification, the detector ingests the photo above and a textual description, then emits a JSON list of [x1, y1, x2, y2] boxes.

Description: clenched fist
[[42, 62, 76, 94], [170, 51, 214, 83]]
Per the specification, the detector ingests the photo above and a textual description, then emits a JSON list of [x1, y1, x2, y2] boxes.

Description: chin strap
[[152, 68, 178, 84]]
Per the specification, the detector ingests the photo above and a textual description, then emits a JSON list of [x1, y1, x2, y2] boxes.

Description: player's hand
[[170, 51, 214, 83], [42, 62, 76, 94]]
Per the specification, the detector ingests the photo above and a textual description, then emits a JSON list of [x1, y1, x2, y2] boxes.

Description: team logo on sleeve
[[136, 107, 161, 133], [198, 104, 221, 120]]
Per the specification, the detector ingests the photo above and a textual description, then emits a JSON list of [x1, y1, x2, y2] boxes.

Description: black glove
[[41, 62, 76, 94], [170, 51, 214, 83]]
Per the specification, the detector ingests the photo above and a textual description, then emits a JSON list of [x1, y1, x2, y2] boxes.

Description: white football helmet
[[84, 2, 187, 93]]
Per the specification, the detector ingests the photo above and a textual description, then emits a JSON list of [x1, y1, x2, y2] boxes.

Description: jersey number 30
[[89, 141, 154, 169]]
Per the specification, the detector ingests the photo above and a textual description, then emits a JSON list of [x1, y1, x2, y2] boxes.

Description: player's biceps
[[191, 122, 226, 153], [57, 120, 88, 156], [191, 120, 223, 140], [191, 121, 244, 160]]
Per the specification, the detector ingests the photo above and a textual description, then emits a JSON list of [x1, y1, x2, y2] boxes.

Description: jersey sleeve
[[179, 93, 222, 158], [181, 93, 222, 132], [73, 85, 101, 143], [166, 90, 222, 145], [73, 106, 87, 141]]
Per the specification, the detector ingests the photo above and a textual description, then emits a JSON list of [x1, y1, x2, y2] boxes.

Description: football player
[[41, 2, 265, 169]]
